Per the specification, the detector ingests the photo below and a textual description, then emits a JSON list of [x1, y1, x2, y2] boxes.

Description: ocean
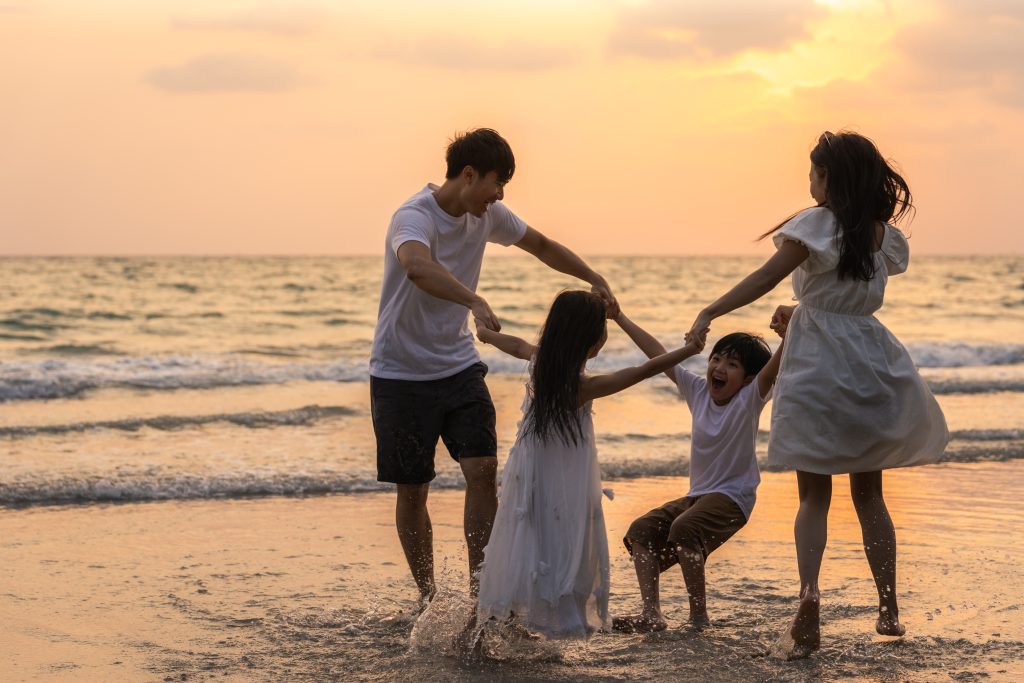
[[1, 254, 1021, 506]]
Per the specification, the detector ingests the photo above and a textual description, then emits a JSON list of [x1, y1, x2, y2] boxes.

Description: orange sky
[[2, 0, 1022, 255]]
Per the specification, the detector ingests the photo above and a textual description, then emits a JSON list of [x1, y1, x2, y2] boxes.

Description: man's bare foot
[[612, 614, 668, 634], [876, 607, 905, 637], [686, 612, 711, 631]]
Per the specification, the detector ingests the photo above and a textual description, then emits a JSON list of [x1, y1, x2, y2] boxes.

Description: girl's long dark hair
[[525, 290, 607, 447], [762, 131, 914, 281]]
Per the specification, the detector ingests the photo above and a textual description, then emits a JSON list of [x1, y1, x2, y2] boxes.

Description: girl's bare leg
[[790, 470, 832, 651], [849, 471, 904, 636]]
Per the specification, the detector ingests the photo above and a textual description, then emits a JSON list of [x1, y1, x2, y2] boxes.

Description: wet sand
[[2, 462, 1023, 682]]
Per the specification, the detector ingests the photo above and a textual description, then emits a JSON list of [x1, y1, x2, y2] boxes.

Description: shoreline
[[2, 461, 1023, 681]]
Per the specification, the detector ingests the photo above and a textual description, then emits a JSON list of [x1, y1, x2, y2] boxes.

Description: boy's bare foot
[[612, 614, 668, 634], [876, 608, 905, 637]]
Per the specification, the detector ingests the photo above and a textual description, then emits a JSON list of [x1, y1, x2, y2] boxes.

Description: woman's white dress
[[768, 207, 949, 474], [476, 387, 610, 639]]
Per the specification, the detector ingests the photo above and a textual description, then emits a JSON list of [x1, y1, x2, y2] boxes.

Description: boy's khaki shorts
[[623, 493, 746, 572]]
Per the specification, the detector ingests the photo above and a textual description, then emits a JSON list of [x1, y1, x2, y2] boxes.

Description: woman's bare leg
[[849, 471, 904, 636], [790, 470, 832, 650]]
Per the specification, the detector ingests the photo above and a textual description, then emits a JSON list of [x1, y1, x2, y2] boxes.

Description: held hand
[[471, 297, 501, 332], [472, 317, 488, 342], [591, 277, 620, 319], [687, 311, 712, 347], [684, 328, 708, 353], [770, 304, 795, 339]]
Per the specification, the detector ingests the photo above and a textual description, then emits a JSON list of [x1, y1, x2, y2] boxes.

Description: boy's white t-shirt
[[369, 184, 528, 381], [674, 366, 770, 520]]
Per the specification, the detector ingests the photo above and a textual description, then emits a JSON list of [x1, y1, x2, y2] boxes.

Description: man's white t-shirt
[[675, 366, 770, 520], [369, 184, 528, 381]]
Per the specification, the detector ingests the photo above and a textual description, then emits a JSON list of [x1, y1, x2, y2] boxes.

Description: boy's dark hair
[[445, 128, 516, 184], [711, 333, 772, 377]]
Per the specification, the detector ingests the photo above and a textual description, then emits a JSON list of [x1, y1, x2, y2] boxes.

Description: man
[[370, 128, 617, 602]]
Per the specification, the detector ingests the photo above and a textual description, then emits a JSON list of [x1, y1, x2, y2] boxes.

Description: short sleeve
[[772, 207, 840, 275], [880, 224, 910, 275], [674, 366, 703, 406], [390, 207, 434, 255], [485, 202, 529, 247]]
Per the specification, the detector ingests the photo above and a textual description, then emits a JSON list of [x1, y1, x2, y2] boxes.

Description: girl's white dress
[[476, 386, 610, 639], [768, 207, 949, 474]]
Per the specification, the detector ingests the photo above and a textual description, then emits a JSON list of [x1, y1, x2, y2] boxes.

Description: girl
[[474, 290, 704, 639], [686, 131, 948, 657]]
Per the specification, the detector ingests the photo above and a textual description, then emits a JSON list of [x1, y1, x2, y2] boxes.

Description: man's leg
[[371, 374, 443, 602], [396, 483, 434, 601], [850, 471, 904, 636], [460, 456, 498, 595]]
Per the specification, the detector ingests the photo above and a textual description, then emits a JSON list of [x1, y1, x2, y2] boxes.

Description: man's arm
[[397, 241, 500, 330], [514, 227, 618, 315]]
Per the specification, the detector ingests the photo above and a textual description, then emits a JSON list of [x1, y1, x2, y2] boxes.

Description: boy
[[611, 312, 785, 631]]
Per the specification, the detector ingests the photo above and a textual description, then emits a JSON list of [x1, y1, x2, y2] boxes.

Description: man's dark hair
[[710, 333, 772, 377], [445, 128, 516, 184]]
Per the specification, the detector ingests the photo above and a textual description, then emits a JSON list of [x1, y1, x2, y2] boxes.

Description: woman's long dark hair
[[525, 290, 607, 446], [762, 131, 914, 281]]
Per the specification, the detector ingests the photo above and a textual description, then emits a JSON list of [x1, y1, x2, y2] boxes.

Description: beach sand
[[2, 461, 1023, 682]]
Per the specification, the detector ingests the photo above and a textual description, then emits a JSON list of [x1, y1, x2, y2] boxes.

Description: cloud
[[608, 0, 827, 61], [896, 2, 1024, 107], [375, 35, 575, 71], [145, 54, 303, 93], [172, 4, 328, 36]]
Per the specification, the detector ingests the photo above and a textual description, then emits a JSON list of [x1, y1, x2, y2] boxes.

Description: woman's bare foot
[[788, 591, 821, 655], [686, 612, 711, 631], [612, 614, 668, 634], [770, 593, 820, 661], [876, 606, 905, 636]]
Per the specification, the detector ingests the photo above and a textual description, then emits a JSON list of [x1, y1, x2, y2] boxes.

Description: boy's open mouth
[[711, 376, 726, 390]]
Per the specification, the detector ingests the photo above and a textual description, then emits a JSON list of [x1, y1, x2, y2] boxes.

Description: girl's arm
[[614, 311, 679, 388], [474, 319, 536, 361], [688, 240, 809, 340], [580, 339, 704, 404]]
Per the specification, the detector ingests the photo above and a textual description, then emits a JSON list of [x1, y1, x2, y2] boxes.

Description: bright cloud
[[374, 35, 576, 71], [171, 4, 329, 36], [609, 0, 828, 60], [145, 53, 303, 93]]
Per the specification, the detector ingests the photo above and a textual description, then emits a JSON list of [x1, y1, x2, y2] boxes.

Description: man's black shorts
[[371, 362, 497, 485]]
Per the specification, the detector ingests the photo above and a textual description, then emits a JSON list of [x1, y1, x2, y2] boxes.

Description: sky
[[1, 0, 1022, 256]]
